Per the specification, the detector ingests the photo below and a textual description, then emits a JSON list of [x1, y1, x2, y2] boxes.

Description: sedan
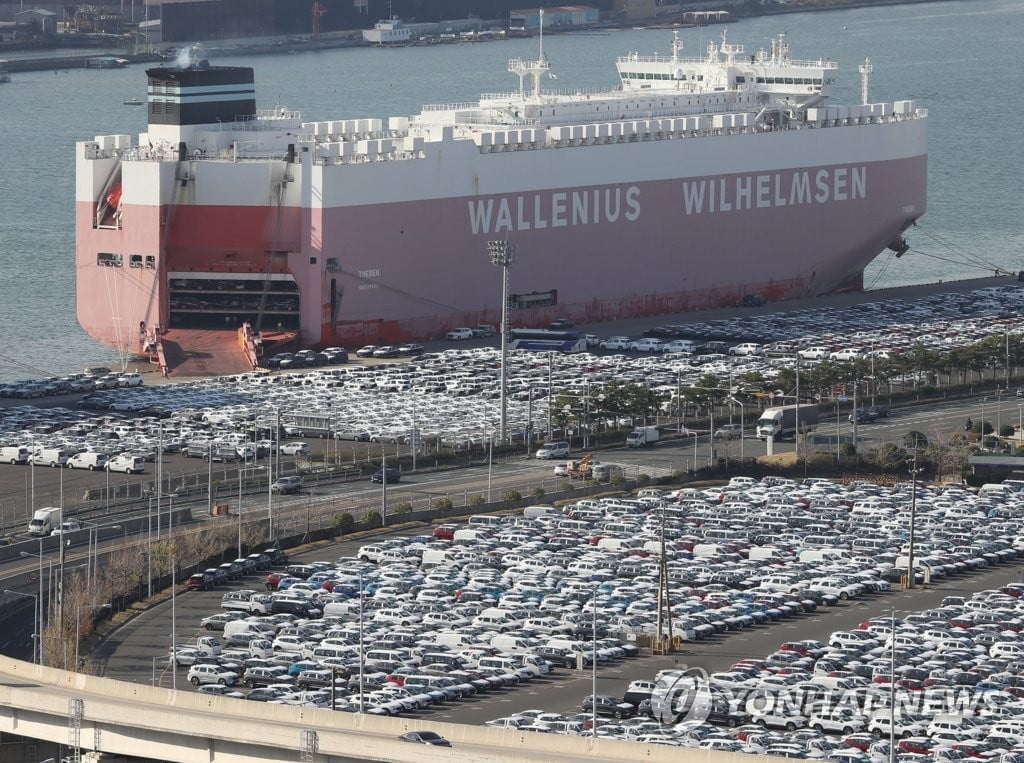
[[372, 346, 401, 358], [279, 442, 310, 456], [398, 731, 451, 747], [355, 345, 379, 357]]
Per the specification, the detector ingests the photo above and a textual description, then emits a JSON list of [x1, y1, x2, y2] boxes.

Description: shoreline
[[2, 0, 961, 73]]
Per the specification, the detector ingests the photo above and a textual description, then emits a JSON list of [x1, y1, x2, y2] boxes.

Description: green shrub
[[636, 473, 651, 487], [332, 512, 355, 533], [362, 510, 382, 528], [1000, 424, 1015, 438], [837, 442, 857, 457], [530, 486, 545, 499], [502, 489, 522, 504], [919, 385, 937, 396], [393, 502, 413, 516], [609, 474, 626, 487], [431, 497, 454, 511], [467, 493, 486, 506]]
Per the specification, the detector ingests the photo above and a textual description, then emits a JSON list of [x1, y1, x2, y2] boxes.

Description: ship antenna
[[671, 30, 681, 63], [858, 57, 873, 105], [508, 7, 552, 100]]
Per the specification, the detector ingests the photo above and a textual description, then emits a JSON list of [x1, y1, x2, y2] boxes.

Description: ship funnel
[[145, 64, 256, 144]]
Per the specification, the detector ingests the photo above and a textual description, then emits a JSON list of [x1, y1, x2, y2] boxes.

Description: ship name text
[[468, 186, 641, 235], [681, 166, 866, 215]]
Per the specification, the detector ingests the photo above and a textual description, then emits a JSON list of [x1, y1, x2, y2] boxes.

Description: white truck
[[28, 507, 62, 536], [756, 404, 819, 440], [625, 426, 660, 448]]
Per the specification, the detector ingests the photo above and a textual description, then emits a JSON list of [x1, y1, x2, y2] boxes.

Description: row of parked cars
[[157, 476, 1024, 727], [0, 370, 142, 399], [493, 581, 1024, 761]]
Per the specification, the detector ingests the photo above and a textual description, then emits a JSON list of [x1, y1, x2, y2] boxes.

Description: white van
[[434, 631, 475, 649], [32, 448, 68, 468], [222, 621, 259, 640], [0, 446, 29, 465], [490, 635, 533, 652], [106, 455, 144, 474], [979, 483, 1013, 497], [535, 442, 570, 460], [522, 505, 556, 519], [468, 515, 505, 527], [66, 452, 108, 470]]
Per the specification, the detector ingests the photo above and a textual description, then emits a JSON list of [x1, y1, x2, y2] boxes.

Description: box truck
[[756, 404, 819, 440], [28, 507, 62, 536], [625, 426, 660, 448]]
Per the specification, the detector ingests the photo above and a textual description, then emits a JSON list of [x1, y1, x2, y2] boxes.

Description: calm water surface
[[0, 0, 1021, 380]]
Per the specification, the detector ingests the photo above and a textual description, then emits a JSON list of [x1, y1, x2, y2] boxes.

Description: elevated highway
[[0, 657, 777, 763]]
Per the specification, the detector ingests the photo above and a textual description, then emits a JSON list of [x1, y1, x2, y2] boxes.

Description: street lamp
[[141, 550, 177, 690], [488, 240, 515, 444], [906, 449, 923, 590], [729, 397, 745, 461], [4, 590, 39, 664]]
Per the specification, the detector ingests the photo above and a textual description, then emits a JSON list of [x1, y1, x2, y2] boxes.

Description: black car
[[581, 694, 635, 718], [264, 547, 288, 566], [398, 731, 451, 747], [866, 404, 891, 418], [264, 353, 293, 369], [370, 467, 401, 483], [396, 344, 424, 356], [849, 408, 878, 424], [548, 318, 575, 330]]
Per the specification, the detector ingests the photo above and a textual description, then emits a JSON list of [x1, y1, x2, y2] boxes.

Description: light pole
[[143, 550, 177, 690], [729, 397, 745, 461], [487, 428, 494, 503], [591, 584, 598, 737], [358, 570, 364, 713], [4, 590, 39, 664], [888, 607, 896, 763], [691, 431, 698, 472], [21, 543, 44, 664], [488, 240, 515, 444], [906, 450, 922, 590]]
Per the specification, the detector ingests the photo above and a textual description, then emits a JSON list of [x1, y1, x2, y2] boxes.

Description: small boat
[[123, 97, 144, 106]]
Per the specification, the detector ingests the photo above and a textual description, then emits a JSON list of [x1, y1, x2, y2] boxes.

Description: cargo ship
[[75, 30, 927, 363]]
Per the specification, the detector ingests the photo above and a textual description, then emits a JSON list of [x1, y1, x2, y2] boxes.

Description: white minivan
[[534, 442, 570, 460], [66, 452, 108, 471], [32, 448, 68, 468], [0, 446, 29, 464], [106, 455, 144, 474]]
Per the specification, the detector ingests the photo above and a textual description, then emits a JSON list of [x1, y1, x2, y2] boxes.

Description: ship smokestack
[[286, 143, 295, 164]]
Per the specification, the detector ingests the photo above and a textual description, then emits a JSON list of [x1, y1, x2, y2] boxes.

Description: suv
[[473, 325, 497, 337], [271, 476, 303, 494], [849, 408, 879, 424], [187, 664, 239, 686], [370, 467, 401, 483], [446, 328, 473, 340], [582, 694, 635, 718], [714, 424, 743, 440]]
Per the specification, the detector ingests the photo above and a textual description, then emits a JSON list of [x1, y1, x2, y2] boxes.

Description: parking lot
[[89, 475, 1024, 753]]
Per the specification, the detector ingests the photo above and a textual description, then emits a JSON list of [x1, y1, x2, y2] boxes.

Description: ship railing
[[616, 53, 837, 69], [480, 85, 612, 101], [421, 101, 479, 113]]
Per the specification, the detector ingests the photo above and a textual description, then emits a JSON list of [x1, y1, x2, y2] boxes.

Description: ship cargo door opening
[[167, 272, 300, 331]]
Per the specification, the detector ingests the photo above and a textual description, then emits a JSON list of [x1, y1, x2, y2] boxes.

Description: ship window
[[785, 78, 794, 85], [756, 77, 765, 84], [813, 78, 822, 85], [736, 76, 745, 83], [309, 257, 317, 265], [97, 252, 122, 267], [129, 254, 143, 268], [145, 255, 156, 269]]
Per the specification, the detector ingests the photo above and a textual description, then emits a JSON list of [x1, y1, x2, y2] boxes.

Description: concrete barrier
[[0, 656, 789, 763]]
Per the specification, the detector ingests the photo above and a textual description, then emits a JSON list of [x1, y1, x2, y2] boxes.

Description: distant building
[[510, 5, 600, 30], [14, 8, 57, 35]]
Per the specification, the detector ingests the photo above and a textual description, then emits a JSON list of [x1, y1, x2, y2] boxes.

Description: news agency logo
[[650, 665, 713, 726]]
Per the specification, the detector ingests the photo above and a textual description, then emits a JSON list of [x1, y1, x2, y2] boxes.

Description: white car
[[631, 338, 664, 352], [446, 327, 473, 340], [729, 343, 763, 356], [808, 710, 866, 734], [553, 462, 569, 477], [830, 348, 864, 361], [797, 346, 830, 360], [187, 664, 239, 686], [279, 442, 310, 456], [599, 336, 632, 351]]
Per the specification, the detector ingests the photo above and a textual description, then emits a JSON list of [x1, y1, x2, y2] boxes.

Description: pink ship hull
[[75, 156, 926, 351]]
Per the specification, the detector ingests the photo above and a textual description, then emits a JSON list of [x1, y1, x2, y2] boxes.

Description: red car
[[265, 572, 283, 591], [898, 738, 936, 755], [432, 524, 457, 540]]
